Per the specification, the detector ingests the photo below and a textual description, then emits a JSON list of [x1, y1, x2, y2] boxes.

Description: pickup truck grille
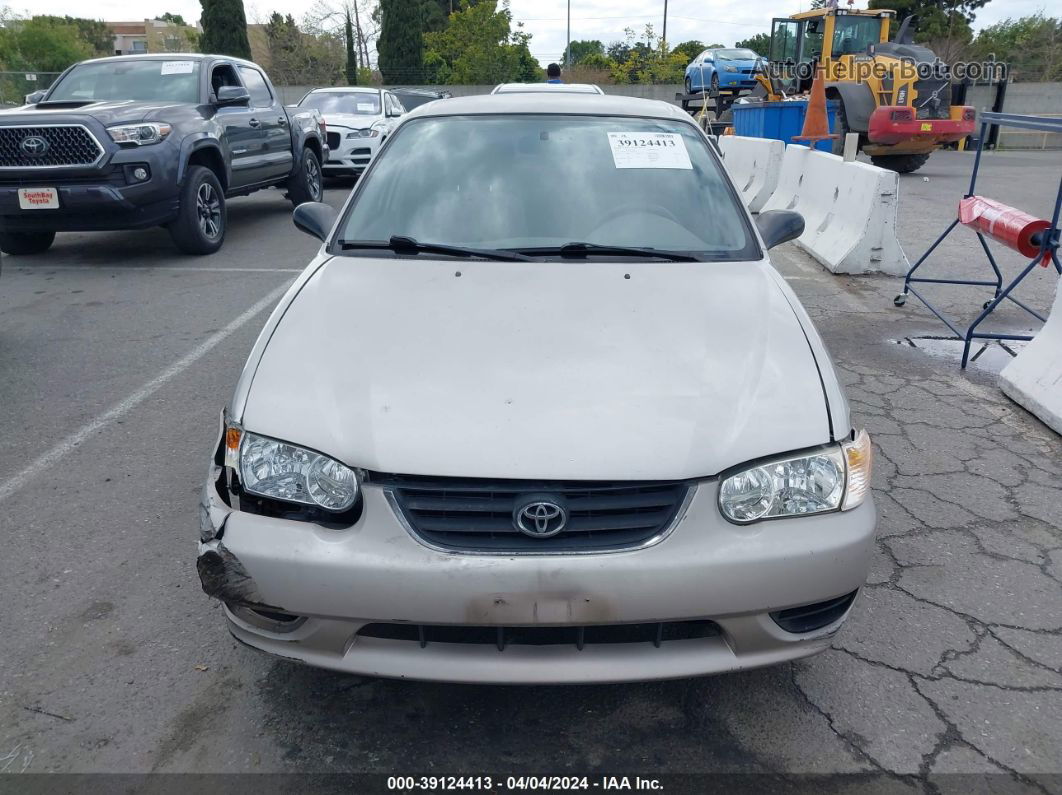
[[0, 124, 104, 168], [377, 474, 692, 553]]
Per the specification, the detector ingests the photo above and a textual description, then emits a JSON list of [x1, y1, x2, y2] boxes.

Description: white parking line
[[9, 266, 302, 273], [0, 281, 293, 505]]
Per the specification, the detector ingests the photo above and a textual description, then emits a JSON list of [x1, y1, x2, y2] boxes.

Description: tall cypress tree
[[199, 0, 252, 59], [345, 7, 359, 84], [378, 0, 424, 84]]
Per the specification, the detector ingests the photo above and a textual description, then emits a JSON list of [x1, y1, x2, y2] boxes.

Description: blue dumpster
[[730, 100, 839, 152]]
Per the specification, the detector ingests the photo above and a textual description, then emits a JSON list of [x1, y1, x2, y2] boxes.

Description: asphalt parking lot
[[0, 150, 1060, 786]]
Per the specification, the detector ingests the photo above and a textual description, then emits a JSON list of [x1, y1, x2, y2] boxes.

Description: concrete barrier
[[759, 144, 810, 214], [999, 279, 1062, 435], [760, 145, 909, 275], [718, 136, 784, 213]]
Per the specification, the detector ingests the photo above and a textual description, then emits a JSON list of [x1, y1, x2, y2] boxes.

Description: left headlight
[[725, 65, 738, 73], [235, 431, 360, 512], [719, 430, 872, 524], [108, 122, 173, 145], [345, 128, 380, 138]]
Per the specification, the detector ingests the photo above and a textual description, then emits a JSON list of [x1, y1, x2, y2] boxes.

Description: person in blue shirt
[[546, 63, 563, 83]]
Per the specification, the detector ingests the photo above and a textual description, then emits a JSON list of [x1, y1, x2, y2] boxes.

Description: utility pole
[[566, 0, 571, 68], [662, 0, 668, 47]]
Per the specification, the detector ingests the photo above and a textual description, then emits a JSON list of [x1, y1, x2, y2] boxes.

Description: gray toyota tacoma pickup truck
[[0, 54, 327, 255]]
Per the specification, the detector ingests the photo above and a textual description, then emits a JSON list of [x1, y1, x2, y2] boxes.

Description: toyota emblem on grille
[[20, 135, 49, 157], [514, 497, 568, 538]]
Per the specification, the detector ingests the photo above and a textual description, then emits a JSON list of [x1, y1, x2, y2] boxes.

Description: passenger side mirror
[[387, 107, 402, 118], [25, 90, 46, 105], [756, 210, 805, 249], [293, 201, 338, 241], [214, 86, 250, 106]]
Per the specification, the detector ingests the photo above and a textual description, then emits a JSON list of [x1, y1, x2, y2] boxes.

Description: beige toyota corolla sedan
[[197, 93, 876, 684]]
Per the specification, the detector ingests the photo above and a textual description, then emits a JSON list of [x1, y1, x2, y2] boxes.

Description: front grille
[[913, 79, 951, 120], [326, 131, 341, 149], [0, 125, 104, 168], [357, 620, 721, 650], [378, 474, 691, 553]]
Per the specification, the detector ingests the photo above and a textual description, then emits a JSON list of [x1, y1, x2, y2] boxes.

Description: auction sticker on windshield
[[608, 132, 692, 170], [161, 61, 194, 75]]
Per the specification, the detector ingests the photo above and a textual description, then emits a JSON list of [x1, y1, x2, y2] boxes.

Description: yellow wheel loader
[[764, 7, 975, 173]]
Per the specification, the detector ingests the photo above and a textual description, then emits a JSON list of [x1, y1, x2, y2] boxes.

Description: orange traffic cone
[[792, 66, 838, 145]]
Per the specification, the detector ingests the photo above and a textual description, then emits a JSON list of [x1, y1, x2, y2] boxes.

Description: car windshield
[[299, 91, 381, 115], [47, 60, 200, 103], [337, 115, 756, 260], [715, 49, 759, 61]]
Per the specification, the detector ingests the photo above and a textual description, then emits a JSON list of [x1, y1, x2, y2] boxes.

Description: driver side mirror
[[756, 210, 805, 249], [293, 201, 338, 241], [387, 107, 402, 118], [25, 90, 46, 105], [214, 85, 250, 106]]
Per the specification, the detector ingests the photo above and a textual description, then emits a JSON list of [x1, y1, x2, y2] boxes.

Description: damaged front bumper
[[197, 461, 876, 684]]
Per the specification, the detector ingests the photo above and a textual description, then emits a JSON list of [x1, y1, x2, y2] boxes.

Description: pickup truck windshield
[[47, 60, 200, 103], [338, 115, 756, 260], [299, 92, 381, 115]]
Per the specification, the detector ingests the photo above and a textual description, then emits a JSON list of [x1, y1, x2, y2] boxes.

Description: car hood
[[0, 99, 188, 125], [322, 113, 379, 130], [240, 257, 834, 480]]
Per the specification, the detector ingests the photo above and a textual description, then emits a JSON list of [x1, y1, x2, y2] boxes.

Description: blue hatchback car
[[684, 47, 762, 94]]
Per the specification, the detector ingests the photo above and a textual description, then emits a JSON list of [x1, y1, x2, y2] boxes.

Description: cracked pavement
[[0, 152, 1059, 786]]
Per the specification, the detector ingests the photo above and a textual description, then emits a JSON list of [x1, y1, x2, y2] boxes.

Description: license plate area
[[18, 187, 59, 209]]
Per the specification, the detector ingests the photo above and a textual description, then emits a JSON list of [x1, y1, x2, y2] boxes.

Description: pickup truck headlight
[[108, 122, 172, 145], [237, 431, 360, 512], [719, 430, 872, 523], [345, 129, 380, 138]]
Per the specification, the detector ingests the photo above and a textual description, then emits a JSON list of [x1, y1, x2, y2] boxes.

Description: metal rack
[[894, 112, 1062, 368]]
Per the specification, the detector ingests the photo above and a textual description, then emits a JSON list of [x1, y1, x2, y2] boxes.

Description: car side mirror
[[293, 201, 337, 241], [25, 90, 46, 105], [214, 86, 250, 106], [756, 210, 804, 249], [387, 107, 402, 118]]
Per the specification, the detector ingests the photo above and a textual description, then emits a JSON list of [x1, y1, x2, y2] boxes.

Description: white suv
[[295, 86, 404, 177]]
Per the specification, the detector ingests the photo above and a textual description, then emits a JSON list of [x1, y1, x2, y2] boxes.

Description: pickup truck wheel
[[0, 230, 55, 255], [168, 165, 225, 255], [287, 147, 323, 206]]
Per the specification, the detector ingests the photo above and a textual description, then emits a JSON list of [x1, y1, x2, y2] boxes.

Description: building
[[108, 19, 200, 56]]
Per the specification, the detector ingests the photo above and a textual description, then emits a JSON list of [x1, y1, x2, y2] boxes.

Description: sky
[[13, 0, 1056, 65]]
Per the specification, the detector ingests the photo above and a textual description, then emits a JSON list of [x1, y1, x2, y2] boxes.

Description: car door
[[209, 61, 269, 188], [237, 65, 293, 181]]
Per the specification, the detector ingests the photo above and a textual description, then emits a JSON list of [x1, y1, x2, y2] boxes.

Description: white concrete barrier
[[718, 136, 784, 213], [760, 144, 810, 214], [999, 279, 1062, 435], [760, 145, 909, 276]]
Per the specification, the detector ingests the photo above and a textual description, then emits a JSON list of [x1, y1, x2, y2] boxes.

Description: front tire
[[167, 165, 225, 255], [831, 101, 852, 156], [871, 153, 931, 173], [0, 230, 55, 255], [287, 146, 323, 206]]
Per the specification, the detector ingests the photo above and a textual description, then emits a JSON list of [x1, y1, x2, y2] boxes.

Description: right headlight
[[719, 430, 872, 524], [236, 430, 360, 512]]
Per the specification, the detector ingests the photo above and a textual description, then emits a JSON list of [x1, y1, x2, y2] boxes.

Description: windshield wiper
[[517, 242, 701, 262], [338, 235, 534, 262]]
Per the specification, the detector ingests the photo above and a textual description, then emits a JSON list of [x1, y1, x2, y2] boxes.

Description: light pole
[[566, 0, 571, 68], [662, 0, 668, 48]]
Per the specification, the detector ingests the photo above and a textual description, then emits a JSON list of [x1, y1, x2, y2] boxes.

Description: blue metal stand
[[895, 112, 1062, 368]]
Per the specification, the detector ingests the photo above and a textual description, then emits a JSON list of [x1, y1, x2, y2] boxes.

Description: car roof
[[492, 83, 605, 95], [405, 92, 694, 123], [309, 86, 381, 94]]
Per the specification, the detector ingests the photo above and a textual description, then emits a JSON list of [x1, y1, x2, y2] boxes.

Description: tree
[[264, 12, 343, 85], [8, 17, 94, 71], [735, 33, 771, 56], [670, 40, 704, 63], [344, 7, 358, 83], [422, 1, 539, 84], [561, 39, 604, 65], [378, 0, 424, 83], [199, 0, 252, 59], [158, 12, 188, 26], [26, 16, 111, 57], [609, 25, 687, 84], [970, 14, 1061, 81], [868, 0, 990, 60]]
